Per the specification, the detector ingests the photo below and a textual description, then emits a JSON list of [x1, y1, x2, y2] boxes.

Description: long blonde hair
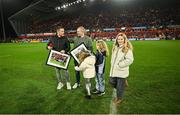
[[78, 50, 91, 64], [112, 33, 133, 53], [96, 40, 109, 56]]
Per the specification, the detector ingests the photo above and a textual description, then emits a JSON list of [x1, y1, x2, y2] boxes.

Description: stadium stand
[[9, 0, 180, 40]]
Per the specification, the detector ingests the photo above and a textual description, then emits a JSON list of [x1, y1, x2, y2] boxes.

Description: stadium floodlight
[[63, 5, 66, 8], [57, 7, 61, 10], [90, 0, 95, 2], [55, 6, 61, 10], [55, 0, 86, 11]]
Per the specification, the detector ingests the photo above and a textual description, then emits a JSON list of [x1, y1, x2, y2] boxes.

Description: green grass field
[[0, 41, 180, 114]]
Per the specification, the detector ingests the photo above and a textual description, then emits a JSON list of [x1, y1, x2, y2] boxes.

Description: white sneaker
[[57, 82, 64, 90], [72, 83, 80, 89], [66, 82, 71, 90], [72, 83, 78, 89]]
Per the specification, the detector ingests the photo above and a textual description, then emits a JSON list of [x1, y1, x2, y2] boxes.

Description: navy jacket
[[95, 50, 106, 74]]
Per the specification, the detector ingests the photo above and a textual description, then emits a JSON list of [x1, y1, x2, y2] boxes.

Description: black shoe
[[85, 95, 91, 99]]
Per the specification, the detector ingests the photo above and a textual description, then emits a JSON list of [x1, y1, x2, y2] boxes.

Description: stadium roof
[[9, 0, 77, 22], [8, 0, 81, 35]]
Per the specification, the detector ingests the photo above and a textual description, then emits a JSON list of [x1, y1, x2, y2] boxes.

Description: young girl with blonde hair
[[109, 33, 134, 104], [92, 40, 109, 96], [75, 50, 96, 99]]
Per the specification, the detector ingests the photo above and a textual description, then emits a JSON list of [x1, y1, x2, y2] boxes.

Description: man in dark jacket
[[47, 26, 71, 90]]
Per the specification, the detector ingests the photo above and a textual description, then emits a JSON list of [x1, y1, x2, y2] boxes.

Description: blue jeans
[[95, 73, 105, 92], [55, 67, 70, 83]]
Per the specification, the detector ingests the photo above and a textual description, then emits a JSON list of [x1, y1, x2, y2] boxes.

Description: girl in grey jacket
[[109, 33, 134, 104]]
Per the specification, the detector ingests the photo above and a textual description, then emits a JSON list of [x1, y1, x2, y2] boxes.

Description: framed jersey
[[46, 50, 71, 69]]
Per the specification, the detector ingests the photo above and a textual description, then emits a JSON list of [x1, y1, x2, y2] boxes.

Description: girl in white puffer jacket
[[75, 50, 96, 99], [109, 33, 134, 104]]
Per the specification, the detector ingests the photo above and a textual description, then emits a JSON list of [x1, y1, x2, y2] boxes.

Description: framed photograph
[[46, 50, 71, 69], [70, 43, 89, 64]]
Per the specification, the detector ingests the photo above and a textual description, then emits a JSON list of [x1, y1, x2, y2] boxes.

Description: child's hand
[[75, 66, 79, 71], [60, 50, 65, 54], [47, 46, 52, 50]]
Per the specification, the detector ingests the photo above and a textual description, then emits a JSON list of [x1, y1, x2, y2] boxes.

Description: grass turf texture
[[0, 41, 180, 114]]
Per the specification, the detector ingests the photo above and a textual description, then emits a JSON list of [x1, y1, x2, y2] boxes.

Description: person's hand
[[60, 50, 65, 54], [75, 66, 79, 71], [47, 46, 52, 50]]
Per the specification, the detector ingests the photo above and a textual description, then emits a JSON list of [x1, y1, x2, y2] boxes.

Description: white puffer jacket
[[110, 46, 134, 78], [76, 55, 96, 78]]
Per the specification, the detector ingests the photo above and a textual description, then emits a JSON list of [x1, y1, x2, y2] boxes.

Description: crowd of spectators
[[17, 6, 179, 41], [29, 7, 179, 33]]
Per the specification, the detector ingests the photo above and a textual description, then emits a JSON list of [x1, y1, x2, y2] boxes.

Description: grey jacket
[[68, 35, 93, 52]]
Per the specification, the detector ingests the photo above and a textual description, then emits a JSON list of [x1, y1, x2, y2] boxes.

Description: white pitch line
[[109, 88, 117, 114]]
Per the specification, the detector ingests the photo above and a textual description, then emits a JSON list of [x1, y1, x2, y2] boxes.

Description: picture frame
[[70, 43, 90, 64], [46, 50, 71, 69]]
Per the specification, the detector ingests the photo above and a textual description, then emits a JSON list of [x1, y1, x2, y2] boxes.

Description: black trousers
[[74, 60, 80, 84]]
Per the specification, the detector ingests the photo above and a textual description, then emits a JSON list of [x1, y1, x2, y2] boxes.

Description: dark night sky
[[0, 0, 179, 39], [0, 0, 33, 39]]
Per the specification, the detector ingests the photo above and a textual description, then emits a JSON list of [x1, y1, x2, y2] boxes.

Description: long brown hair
[[112, 33, 133, 53]]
